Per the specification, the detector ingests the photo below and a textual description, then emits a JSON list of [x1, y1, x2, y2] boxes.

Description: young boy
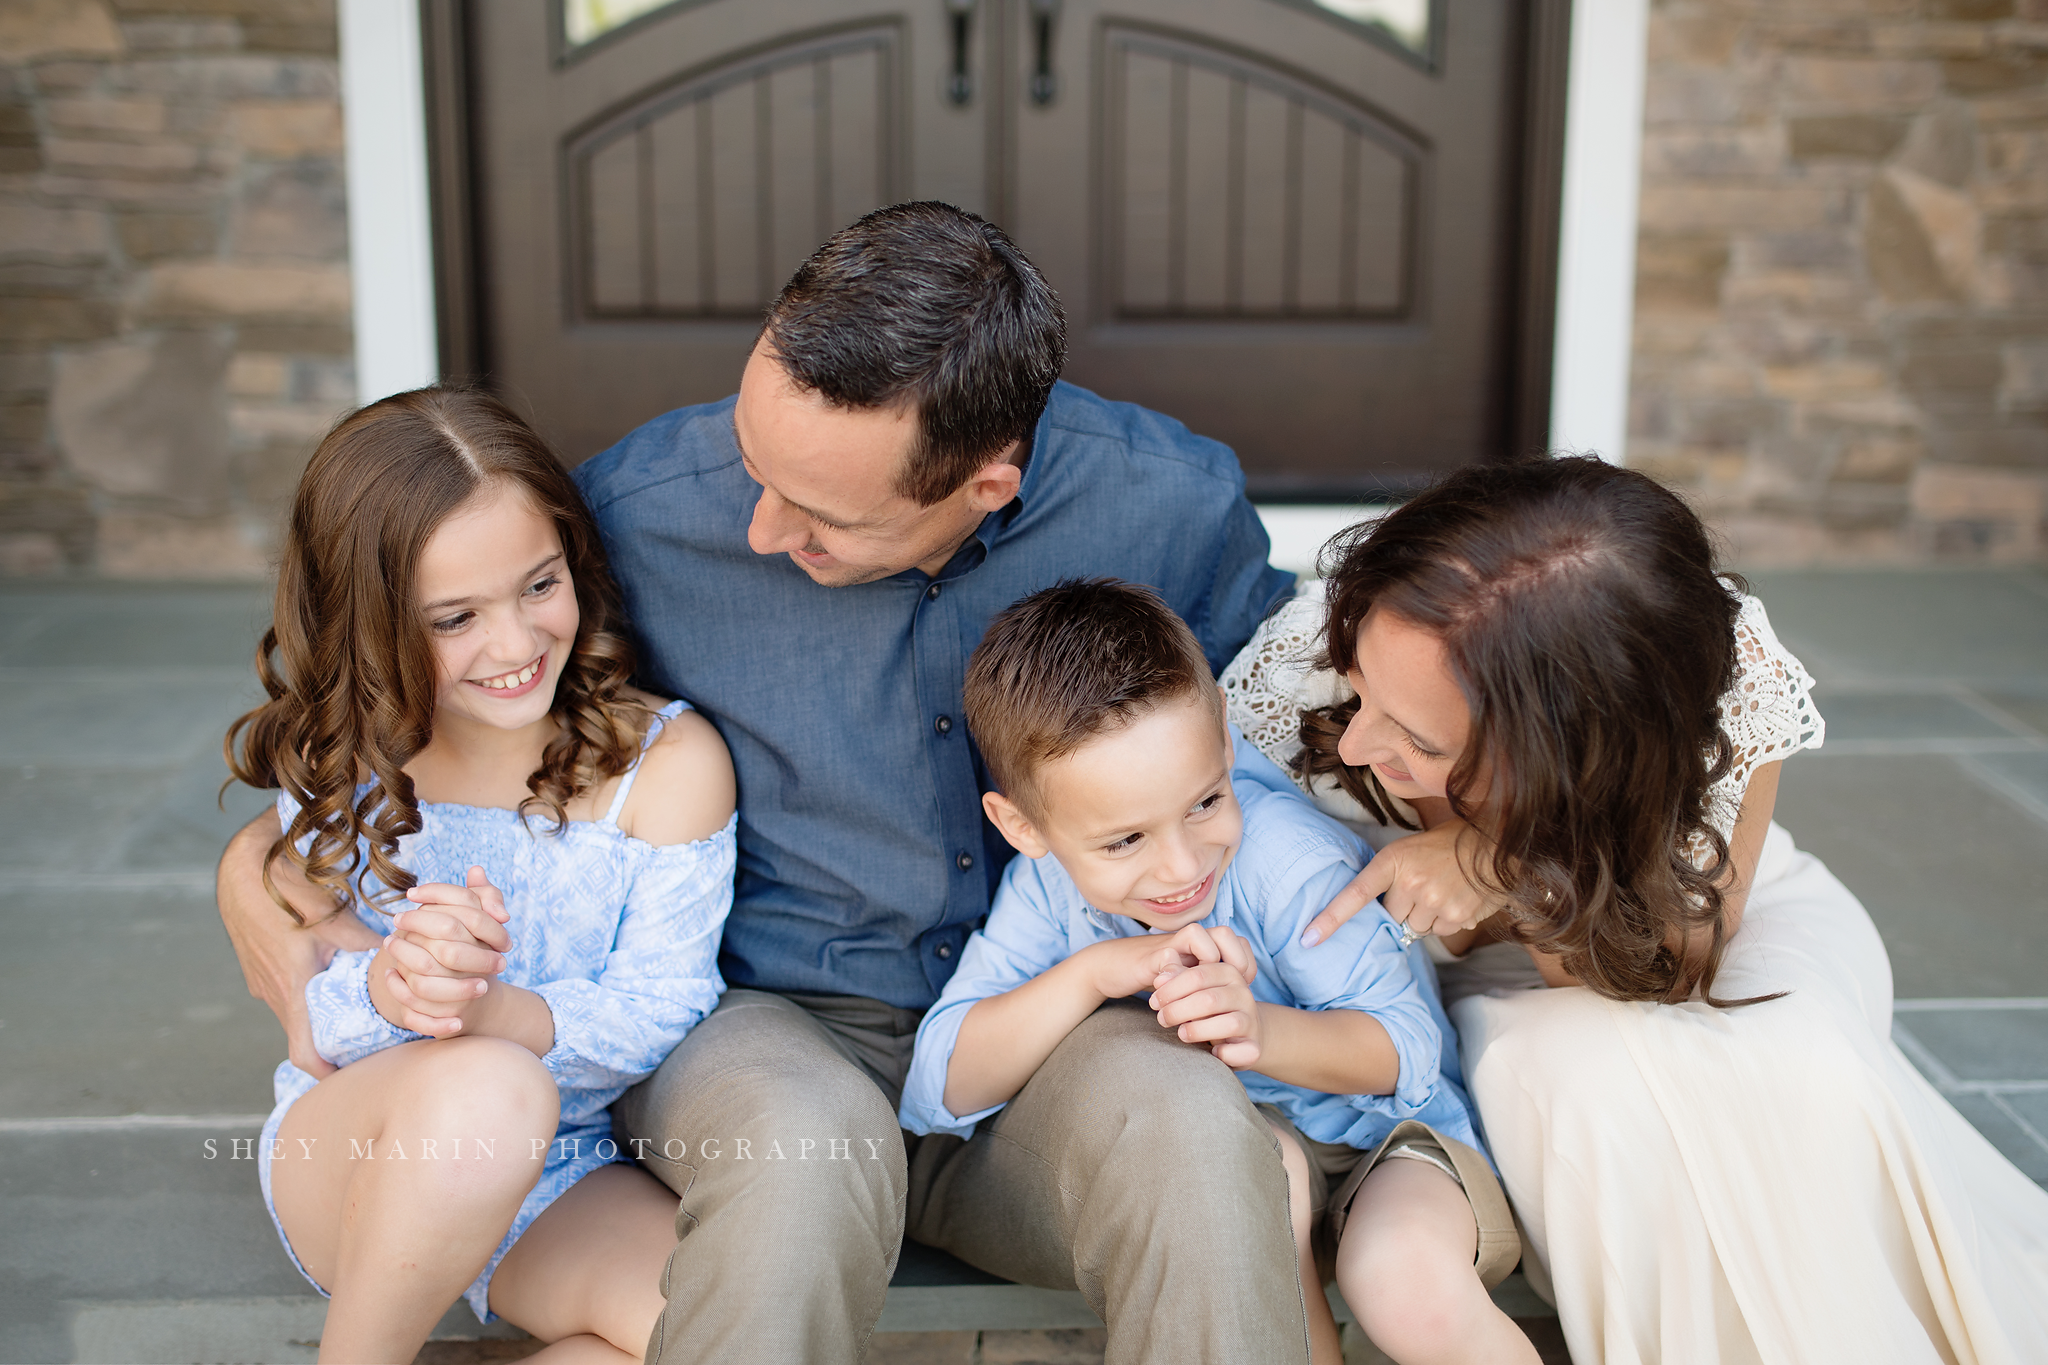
[[898, 580, 1535, 1365]]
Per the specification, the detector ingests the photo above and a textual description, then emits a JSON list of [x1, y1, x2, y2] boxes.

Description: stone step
[[56, 1272, 1555, 1363]]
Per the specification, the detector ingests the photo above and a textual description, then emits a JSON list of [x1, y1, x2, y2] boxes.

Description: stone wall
[[1633, 0, 2048, 564], [0, 0, 348, 576]]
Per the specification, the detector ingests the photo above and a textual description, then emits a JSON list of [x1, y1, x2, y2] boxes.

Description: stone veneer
[[1633, 0, 2048, 564], [0, 0, 348, 576]]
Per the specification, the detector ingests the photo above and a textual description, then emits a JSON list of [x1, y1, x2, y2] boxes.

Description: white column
[[338, 0, 439, 405], [1547, 0, 1650, 464]]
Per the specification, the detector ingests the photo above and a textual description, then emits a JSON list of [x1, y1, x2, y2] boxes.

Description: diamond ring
[[1395, 923, 1423, 949]]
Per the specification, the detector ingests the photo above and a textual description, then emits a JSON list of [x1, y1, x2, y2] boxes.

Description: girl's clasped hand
[[378, 868, 513, 1037]]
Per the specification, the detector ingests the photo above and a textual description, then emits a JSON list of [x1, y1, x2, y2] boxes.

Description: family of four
[[217, 202, 2048, 1364]]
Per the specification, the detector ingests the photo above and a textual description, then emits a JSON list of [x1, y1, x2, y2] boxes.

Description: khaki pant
[[613, 990, 1310, 1365]]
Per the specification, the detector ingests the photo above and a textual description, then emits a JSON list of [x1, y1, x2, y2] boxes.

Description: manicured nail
[[1300, 925, 1323, 947]]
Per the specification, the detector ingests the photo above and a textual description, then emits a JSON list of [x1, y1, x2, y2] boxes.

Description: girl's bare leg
[[1337, 1159, 1539, 1365], [1268, 1121, 1343, 1365], [485, 1163, 680, 1362], [270, 1037, 560, 1364]]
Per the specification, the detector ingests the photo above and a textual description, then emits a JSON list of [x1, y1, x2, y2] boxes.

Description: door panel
[[568, 27, 899, 319], [1103, 28, 1420, 319], [454, 0, 1544, 485], [469, 1, 988, 460], [1003, 1, 1520, 492]]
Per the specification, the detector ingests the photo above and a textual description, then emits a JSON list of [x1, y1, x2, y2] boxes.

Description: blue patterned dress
[[257, 699, 734, 1322]]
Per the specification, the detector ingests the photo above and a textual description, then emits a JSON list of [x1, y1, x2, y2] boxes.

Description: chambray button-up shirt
[[574, 381, 1295, 1009]]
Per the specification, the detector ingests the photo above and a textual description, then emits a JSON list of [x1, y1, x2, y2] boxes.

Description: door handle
[[944, 0, 975, 106], [1028, 0, 1060, 106]]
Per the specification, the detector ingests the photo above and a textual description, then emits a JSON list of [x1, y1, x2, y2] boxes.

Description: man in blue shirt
[[217, 203, 1299, 1363]]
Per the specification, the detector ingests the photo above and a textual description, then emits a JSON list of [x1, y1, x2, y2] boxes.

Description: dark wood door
[[441, 1, 1562, 487]]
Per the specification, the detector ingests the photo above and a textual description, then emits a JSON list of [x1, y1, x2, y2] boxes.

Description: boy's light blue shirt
[[900, 730, 1485, 1156]]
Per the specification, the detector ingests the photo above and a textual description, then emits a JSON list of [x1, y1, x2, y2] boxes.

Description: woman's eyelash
[[1401, 734, 1443, 760], [527, 574, 561, 595], [431, 611, 472, 633]]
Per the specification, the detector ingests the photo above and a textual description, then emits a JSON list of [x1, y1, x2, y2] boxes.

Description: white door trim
[[1547, 0, 1650, 463], [338, 0, 440, 406]]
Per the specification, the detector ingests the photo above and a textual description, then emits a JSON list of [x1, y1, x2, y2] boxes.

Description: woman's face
[[415, 480, 580, 735], [1339, 605, 1472, 804]]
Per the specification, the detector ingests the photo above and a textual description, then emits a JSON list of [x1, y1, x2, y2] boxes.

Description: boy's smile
[[983, 691, 1242, 931]]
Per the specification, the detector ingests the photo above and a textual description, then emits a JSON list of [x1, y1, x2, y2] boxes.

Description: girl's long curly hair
[[1296, 454, 1761, 1006], [225, 387, 646, 924]]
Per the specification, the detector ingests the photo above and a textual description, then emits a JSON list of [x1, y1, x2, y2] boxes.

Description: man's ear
[[982, 789, 1049, 858], [962, 446, 1025, 514]]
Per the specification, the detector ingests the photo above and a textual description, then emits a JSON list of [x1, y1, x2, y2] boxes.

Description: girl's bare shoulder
[[614, 692, 735, 847]]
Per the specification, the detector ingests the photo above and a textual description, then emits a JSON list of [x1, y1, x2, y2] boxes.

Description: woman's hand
[[374, 866, 512, 1037], [1300, 818, 1498, 948]]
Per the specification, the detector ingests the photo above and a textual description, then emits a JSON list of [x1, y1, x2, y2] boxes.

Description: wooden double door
[[430, 0, 1567, 493]]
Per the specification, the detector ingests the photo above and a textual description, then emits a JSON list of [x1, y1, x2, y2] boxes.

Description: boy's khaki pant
[[613, 991, 1311, 1365]]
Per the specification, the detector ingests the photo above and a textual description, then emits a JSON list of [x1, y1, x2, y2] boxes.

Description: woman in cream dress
[[1221, 456, 2048, 1364]]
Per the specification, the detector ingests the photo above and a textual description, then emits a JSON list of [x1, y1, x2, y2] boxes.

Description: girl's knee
[[399, 1037, 559, 1137]]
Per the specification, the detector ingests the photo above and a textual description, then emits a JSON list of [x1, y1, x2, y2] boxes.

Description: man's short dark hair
[[762, 201, 1067, 506], [965, 578, 1224, 814]]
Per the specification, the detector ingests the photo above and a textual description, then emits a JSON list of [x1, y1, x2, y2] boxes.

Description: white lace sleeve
[[1700, 593, 1826, 846], [1219, 582, 1385, 826], [1220, 582, 1330, 780]]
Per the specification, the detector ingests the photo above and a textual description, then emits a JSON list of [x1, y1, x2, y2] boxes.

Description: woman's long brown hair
[[1298, 454, 1765, 1006], [225, 387, 646, 923]]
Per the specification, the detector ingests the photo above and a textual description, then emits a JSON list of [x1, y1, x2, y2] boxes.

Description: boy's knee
[[1343, 1199, 1486, 1355], [1358, 1291, 1457, 1359]]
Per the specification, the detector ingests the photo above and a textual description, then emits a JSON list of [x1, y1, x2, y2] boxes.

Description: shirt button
[[926, 582, 942, 600], [936, 943, 953, 960], [934, 715, 953, 735], [956, 852, 974, 871]]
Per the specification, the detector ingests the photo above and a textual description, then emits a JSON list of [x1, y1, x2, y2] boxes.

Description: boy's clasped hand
[[1139, 923, 1265, 1068]]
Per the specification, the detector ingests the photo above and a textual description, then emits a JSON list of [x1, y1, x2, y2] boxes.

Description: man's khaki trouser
[[613, 990, 1311, 1365]]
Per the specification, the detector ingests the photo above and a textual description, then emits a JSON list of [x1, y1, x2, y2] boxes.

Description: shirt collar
[[921, 420, 1045, 584]]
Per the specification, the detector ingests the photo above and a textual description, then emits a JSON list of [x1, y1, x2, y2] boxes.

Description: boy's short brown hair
[[964, 578, 1225, 813]]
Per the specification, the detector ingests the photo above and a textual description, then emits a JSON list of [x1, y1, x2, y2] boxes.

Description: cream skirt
[[1448, 822, 2048, 1365]]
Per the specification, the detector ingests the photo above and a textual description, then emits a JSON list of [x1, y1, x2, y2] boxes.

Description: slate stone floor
[[0, 569, 2043, 1364]]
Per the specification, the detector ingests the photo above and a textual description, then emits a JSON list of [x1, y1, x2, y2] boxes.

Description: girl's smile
[[466, 654, 549, 698]]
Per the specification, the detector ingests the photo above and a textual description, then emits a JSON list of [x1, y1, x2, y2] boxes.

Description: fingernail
[[1300, 926, 1322, 947], [475, 980, 487, 995]]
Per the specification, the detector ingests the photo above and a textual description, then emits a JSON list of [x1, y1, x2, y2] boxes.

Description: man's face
[[733, 338, 1006, 586]]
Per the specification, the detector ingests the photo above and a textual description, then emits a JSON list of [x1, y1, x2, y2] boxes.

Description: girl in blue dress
[[226, 387, 736, 1363]]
